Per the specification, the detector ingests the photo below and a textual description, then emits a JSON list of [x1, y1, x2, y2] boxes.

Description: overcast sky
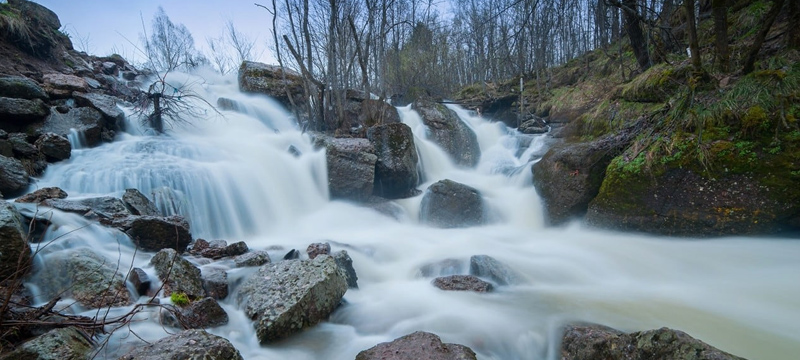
[[35, 0, 276, 65]]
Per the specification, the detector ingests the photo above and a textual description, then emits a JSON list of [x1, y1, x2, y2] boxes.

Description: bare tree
[[141, 7, 206, 72]]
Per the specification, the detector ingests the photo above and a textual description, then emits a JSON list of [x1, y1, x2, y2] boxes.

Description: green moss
[[170, 291, 190, 307]]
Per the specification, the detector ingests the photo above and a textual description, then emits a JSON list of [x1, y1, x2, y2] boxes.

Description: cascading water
[[21, 71, 800, 360]]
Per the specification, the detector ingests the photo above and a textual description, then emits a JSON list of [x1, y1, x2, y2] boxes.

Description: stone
[[15, 187, 68, 204], [101, 61, 118, 75], [419, 179, 486, 228], [44, 196, 130, 218], [150, 248, 205, 299], [314, 134, 377, 200], [307, 242, 331, 259], [224, 241, 249, 257], [283, 248, 299, 260], [34, 248, 133, 308], [518, 117, 549, 134], [121, 71, 138, 81], [125, 215, 192, 252], [0, 200, 31, 279], [233, 250, 271, 267], [359, 99, 401, 127], [73, 91, 125, 129], [122, 188, 160, 216], [161, 297, 229, 329], [27, 107, 104, 147], [117, 329, 243, 360], [202, 267, 229, 300], [332, 250, 359, 289], [0, 155, 29, 196], [469, 255, 523, 286], [8, 133, 39, 159], [367, 122, 420, 198], [433, 275, 493, 293], [0, 327, 93, 360], [43, 73, 88, 97], [236, 255, 347, 343], [412, 99, 481, 167], [355, 331, 477, 360], [217, 97, 242, 112], [0, 76, 48, 99], [35, 133, 71, 161], [561, 324, 746, 360], [238, 61, 305, 110], [0, 97, 49, 123], [129, 267, 151, 296]]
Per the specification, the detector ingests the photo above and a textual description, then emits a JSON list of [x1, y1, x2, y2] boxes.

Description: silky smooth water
[[23, 71, 800, 360]]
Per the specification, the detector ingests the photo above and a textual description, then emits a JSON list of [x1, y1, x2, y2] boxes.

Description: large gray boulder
[[419, 179, 486, 228], [44, 196, 131, 218], [0, 76, 48, 100], [0, 327, 93, 360], [236, 255, 347, 344], [238, 61, 305, 110], [151, 248, 205, 299], [0, 200, 30, 279], [356, 331, 478, 360], [122, 188, 160, 216], [117, 329, 243, 360], [27, 107, 105, 147], [0, 97, 49, 123], [160, 297, 229, 329], [73, 91, 125, 129], [35, 133, 71, 161], [367, 122, 420, 198], [332, 250, 359, 289], [34, 248, 133, 308], [0, 155, 29, 196], [412, 99, 480, 167], [125, 215, 192, 252], [561, 324, 745, 360], [314, 134, 377, 201]]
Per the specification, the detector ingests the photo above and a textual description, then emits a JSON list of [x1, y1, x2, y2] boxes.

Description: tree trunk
[[685, 0, 702, 72], [149, 94, 163, 133], [712, 0, 729, 71], [788, 0, 800, 48], [622, 0, 652, 71], [742, 0, 785, 74]]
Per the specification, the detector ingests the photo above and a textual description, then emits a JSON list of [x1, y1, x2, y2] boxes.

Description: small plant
[[170, 292, 190, 306]]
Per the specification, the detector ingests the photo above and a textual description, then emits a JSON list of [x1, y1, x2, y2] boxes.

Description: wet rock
[[35, 133, 71, 161], [217, 97, 241, 112], [359, 99, 401, 127], [101, 61, 118, 75], [129, 267, 151, 297], [0, 155, 30, 196], [8, 133, 39, 159], [532, 131, 632, 225], [419, 179, 486, 228], [27, 107, 104, 147], [35, 248, 133, 308], [118, 329, 243, 360], [518, 117, 549, 134], [307, 242, 331, 259], [0, 97, 49, 123], [122, 71, 138, 81], [225, 241, 249, 257], [283, 248, 299, 260], [0, 76, 48, 100], [236, 255, 347, 343], [202, 267, 228, 300], [125, 215, 192, 252], [561, 324, 746, 360], [333, 250, 359, 289], [44, 196, 130, 218], [314, 134, 377, 201], [412, 99, 481, 167], [233, 250, 271, 267], [433, 275, 493, 293], [151, 248, 205, 298], [356, 331, 478, 360], [43, 73, 88, 98], [0, 327, 92, 360], [367, 123, 420, 198], [15, 187, 68, 204], [122, 188, 160, 216], [161, 297, 229, 329], [469, 255, 523, 286], [238, 61, 305, 110], [0, 200, 31, 279], [418, 259, 465, 278], [73, 91, 125, 129]]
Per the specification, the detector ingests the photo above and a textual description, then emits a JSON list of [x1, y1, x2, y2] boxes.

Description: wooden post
[[519, 77, 523, 128]]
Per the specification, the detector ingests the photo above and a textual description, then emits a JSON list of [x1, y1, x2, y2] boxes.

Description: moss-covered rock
[[367, 122, 419, 198], [412, 99, 481, 167]]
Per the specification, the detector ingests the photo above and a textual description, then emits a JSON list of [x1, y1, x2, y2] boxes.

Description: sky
[[34, 0, 277, 65]]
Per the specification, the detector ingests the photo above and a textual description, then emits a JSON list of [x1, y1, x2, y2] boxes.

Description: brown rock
[[356, 331, 477, 360], [432, 275, 493, 293]]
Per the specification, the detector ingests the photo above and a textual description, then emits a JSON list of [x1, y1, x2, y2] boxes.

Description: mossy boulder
[[367, 122, 419, 198], [238, 61, 305, 110], [412, 99, 481, 167], [0, 76, 48, 99], [0, 327, 93, 360]]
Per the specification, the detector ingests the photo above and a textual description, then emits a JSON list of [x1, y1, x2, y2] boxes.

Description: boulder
[[0, 200, 31, 279], [233, 250, 271, 267], [117, 329, 243, 360], [432, 275, 493, 293], [0, 155, 29, 196], [125, 215, 192, 252], [27, 107, 105, 147], [469, 255, 523, 286], [35, 133, 71, 161], [73, 91, 125, 128], [161, 297, 229, 329], [419, 179, 486, 228], [356, 331, 478, 360], [151, 248, 205, 299], [236, 255, 347, 343], [122, 188, 160, 216], [216, 97, 242, 112], [367, 123, 420, 198], [412, 99, 481, 167], [8, 132, 39, 159], [35, 248, 133, 308], [314, 134, 377, 201], [518, 117, 548, 134], [561, 324, 745, 360], [225, 241, 249, 257], [15, 187, 67, 204], [0, 76, 47, 100], [332, 250, 359, 289], [532, 132, 631, 225], [238, 61, 305, 110], [359, 99, 401, 127], [129, 267, 151, 297], [101, 61, 118, 75], [42, 73, 88, 98], [306, 242, 331, 259], [44, 196, 130, 218], [0, 327, 92, 360], [0, 97, 49, 123], [202, 267, 228, 300]]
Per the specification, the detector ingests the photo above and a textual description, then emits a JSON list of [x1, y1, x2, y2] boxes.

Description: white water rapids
[[20, 71, 800, 359]]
